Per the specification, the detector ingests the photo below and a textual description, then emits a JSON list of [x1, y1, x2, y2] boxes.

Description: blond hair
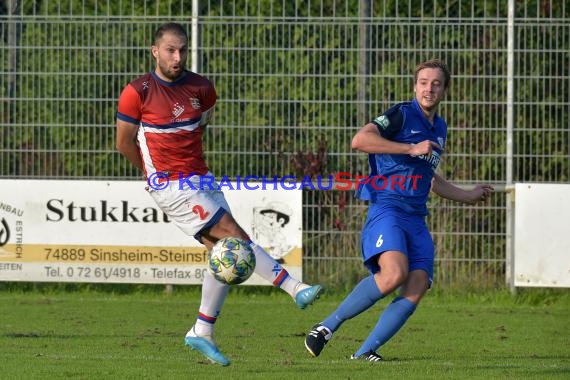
[[414, 59, 450, 88]]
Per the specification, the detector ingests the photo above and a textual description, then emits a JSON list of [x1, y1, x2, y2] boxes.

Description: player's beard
[[157, 61, 185, 81]]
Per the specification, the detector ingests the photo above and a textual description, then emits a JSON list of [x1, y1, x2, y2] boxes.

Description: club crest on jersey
[[172, 102, 184, 118], [189, 98, 201, 110]]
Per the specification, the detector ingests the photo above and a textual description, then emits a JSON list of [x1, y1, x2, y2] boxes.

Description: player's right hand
[[409, 140, 441, 157]]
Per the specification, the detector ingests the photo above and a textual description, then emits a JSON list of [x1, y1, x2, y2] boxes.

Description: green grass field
[[0, 286, 568, 380]]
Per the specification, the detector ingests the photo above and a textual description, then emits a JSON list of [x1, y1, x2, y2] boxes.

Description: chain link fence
[[1, 0, 568, 289]]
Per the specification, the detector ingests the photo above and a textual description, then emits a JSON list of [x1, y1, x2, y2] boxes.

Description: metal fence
[[0, 0, 568, 289]]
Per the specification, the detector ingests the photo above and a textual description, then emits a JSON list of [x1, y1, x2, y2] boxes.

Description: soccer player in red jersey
[[116, 22, 321, 366]]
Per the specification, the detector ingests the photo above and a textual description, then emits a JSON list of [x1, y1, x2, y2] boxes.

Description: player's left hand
[[469, 184, 494, 203]]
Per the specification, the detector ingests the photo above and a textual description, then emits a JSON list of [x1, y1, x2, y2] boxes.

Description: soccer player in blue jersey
[[304, 59, 493, 361]]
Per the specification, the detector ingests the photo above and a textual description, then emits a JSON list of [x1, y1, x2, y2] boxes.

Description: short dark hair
[[414, 59, 451, 88], [153, 22, 188, 45]]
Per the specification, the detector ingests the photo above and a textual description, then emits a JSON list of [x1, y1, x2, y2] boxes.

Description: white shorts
[[147, 173, 231, 240]]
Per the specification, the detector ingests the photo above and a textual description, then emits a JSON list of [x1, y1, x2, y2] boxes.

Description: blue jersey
[[356, 98, 448, 215]]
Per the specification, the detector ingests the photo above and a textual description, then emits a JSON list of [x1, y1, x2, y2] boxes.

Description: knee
[[386, 267, 408, 288], [374, 266, 408, 294], [399, 272, 430, 304], [401, 292, 425, 305], [208, 215, 249, 241]]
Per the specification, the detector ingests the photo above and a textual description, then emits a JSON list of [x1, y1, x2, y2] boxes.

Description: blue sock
[[322, 275, 383, 332], [354, 296, 416, 357]]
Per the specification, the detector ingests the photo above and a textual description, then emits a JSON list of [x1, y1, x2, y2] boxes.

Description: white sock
[[192, 270, 230, 337], [282, 278, 310, 298], [250, 242, 309, 298]]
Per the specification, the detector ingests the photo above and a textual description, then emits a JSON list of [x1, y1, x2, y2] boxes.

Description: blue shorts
[[361, 203, 434, 284]]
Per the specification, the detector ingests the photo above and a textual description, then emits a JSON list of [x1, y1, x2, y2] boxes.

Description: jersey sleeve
[[371, 105, 404, 139], [199, 80, 217, 126], [116, 84, 142, 125]]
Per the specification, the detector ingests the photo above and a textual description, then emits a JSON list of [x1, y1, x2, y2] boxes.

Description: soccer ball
[[208, 237, 256, 285]]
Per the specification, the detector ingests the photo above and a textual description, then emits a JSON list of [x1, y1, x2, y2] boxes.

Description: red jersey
[[117, 70, 216, 178]]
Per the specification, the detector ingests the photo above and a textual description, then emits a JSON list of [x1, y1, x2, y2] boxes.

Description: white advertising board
[[514, 183, 570, 287], [0, 180, 302, 285]]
